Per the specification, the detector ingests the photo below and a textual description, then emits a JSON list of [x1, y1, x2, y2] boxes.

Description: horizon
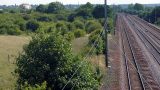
[[0, 0, 160, 5]]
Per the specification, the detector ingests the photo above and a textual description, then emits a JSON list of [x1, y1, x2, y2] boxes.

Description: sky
[[0, 0, 159, 5]]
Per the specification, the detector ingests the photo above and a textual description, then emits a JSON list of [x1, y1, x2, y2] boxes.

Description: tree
[[92, 5, 112, 18], [92, 5, 104, 18], [47, 2, 65, 13], [15, 33, 100, 89], [134, 3, 144, 11], [36, 4, 47, 13], [75, 2, 94, 19], [150, 6, 160, 23], [128, 4, 134, 10], [26, 20, 39, 32]]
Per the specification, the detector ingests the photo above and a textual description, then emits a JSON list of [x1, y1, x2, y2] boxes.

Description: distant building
[[20, 3, 31, 9]]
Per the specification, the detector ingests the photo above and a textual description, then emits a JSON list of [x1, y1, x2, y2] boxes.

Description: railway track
[[117, 13, 160, 90], [129, 15, 160, 46], [125, 15, 160, 65], [133, 15, 160, 34], [118, 15, 144, 90]]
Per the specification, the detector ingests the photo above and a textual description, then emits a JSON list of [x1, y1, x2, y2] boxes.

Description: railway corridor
[[116, 13, 160, 90]]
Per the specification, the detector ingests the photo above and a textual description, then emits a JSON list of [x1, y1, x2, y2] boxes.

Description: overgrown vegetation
[[0, 1, 115, 89], [0, 2, 114, 36]]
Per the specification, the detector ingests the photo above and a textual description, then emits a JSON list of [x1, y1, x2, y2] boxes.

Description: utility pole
[[104, 0, 108, 67], [155, 5, 156, 23]]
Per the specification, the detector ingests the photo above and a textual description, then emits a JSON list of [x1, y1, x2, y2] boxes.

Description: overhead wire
[[62, 21, 107, 90]]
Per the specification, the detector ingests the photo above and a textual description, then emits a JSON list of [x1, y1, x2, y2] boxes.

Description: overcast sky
[[0, 0, 160, 5]]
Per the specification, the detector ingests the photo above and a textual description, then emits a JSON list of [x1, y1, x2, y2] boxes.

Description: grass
[[72, 36, 88, 54], [0, 35, 30, 90]]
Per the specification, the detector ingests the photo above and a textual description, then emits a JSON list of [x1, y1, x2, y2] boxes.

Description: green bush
[[67, 23, 76, 31], [0, 13, 25, 35], [22, 14, 31, 21], [0, 22, 22, 35], [74, 29, 86, 38], [15, 33, 100, 89], [73, 20, 84, 29], [85, 20, 102, 33], [56, 21, 68, 35], [88, 29, 104, 54], [26, 20, 39, 32], [107, 18, 114, 33], [64, 32, 75, 42], [8, 29, 22, 35], [55, 14, 67, 21], [37, 16, 52, 22]]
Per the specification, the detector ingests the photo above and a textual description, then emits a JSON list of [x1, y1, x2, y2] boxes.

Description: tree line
[[122, 3, 160, 25]]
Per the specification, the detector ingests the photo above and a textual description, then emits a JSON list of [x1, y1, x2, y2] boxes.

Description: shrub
[[55, 14, 67, 21], [0, 20, 22, 35], [7, 29, 22, 35], [15, 33, 100, 89], [73, 20, 84, 29], [56, 21, 68, 35], [85, 20, 102, 33], [64, 32, 75, 42], [88, 29, 104, 54], [67, 23, 76, 31], [22, 14, 31, 21], [37, 16, 52, 22], [107, 18, 114, 33], [74, 29, 86, 38], [26, 20, 39, 32]]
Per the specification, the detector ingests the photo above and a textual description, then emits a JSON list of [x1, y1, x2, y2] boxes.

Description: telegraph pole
[[104, 0, 108, 67], [155, 6, 156, 23]]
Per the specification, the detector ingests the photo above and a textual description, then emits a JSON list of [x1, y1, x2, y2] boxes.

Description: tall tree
[[128, 4, 134, 10], [92, 5, 112, 18], [134, 3, 144, 11], [47, 2, 65, 13], [75, 2, 94, 18], [150, 6, 160, 23], [36, 4, 47, 13]]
